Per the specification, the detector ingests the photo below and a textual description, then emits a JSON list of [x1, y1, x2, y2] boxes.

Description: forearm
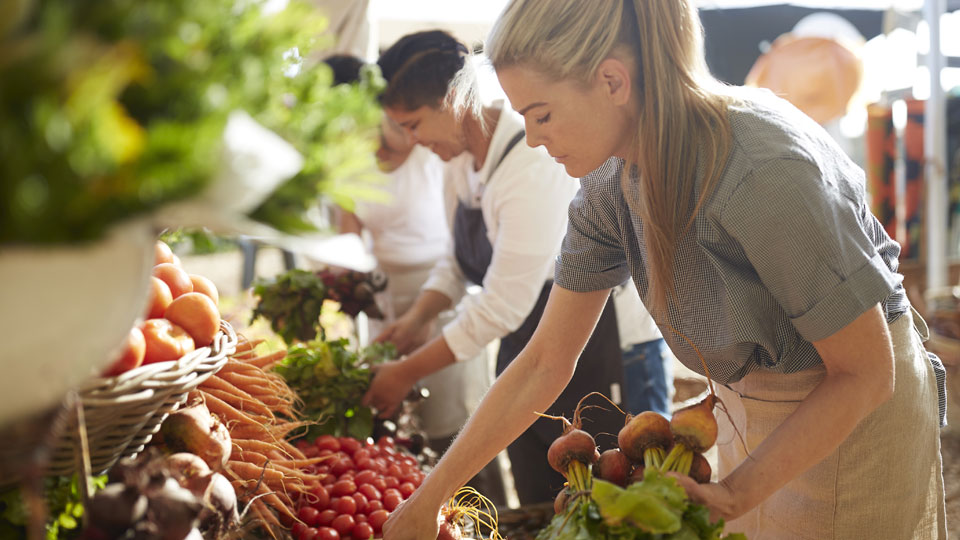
[[407, 289, 453, 324], [418, 342, 574, 507], [414, 286, 610, 506], [399, 335, 457, 381], [721, 370, 888, 516], [721, 304, 894, 517]]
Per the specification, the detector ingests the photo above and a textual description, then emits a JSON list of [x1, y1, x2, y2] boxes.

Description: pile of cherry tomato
[[291, 435, 426, 540]]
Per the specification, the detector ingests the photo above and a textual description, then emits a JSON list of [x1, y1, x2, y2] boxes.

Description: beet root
[[617, 411, 672, 468], [689, 452, 712, 484], [595, 448, 631, 487]]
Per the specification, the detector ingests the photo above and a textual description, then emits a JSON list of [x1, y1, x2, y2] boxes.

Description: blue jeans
[[622, 338, 672, 417]]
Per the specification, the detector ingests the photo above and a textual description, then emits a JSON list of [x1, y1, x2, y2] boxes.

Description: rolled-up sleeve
[[555, 178, 631, 293], [721, 158, 901, 342]]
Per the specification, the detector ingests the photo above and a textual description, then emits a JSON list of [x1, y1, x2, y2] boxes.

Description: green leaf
[[592, 475, 685, 534]]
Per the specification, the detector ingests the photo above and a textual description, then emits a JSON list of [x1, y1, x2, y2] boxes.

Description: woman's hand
[[362, 358, 417, 418], [381, 490, 442, 540], [375, 311, 434, 354], [670, 474, 741, 523]]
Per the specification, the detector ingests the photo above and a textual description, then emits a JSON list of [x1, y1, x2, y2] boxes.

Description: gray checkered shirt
[[556, 89, 947, 425]]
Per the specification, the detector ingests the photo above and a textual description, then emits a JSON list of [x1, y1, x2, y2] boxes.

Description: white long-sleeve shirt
[[422, 103, 580, 362]]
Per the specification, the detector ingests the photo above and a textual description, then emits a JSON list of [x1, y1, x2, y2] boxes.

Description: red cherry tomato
[[298, 506, 321, 527], [357, 484, 381, 501], [340, 437, 363, 454], [298, 527, 320, 540], [367, 509, 389, 533], [310, 485, 331, 510], [317, 509, 337, 526], [319, 473, 336, 486], [355, 458, 374, 471], [315, 435, 341, 452], [386, 464, 403, 478], [352, 492, 368, 514], [376, 436, 395, 448], [332, 479, 357, 497], [352, 522, 375, 540], [332, 457, 355, 476], [382, 490, 402, 511], [352, 448, 371, 462], [331, 514, 356, 536], [383, 476, 399, 490], [334, 496, 357, 515], [316, 527, 340, 540], [354, 470, 377, 486], [371, 477, 388, 492], [292, 521, 308, 538], [365, 499, 384, 513], [354, 514, 367, 523], [398, 482, 416, 498]]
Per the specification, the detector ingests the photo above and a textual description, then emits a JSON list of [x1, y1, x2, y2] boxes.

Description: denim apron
[[452, 131, 626, 504]]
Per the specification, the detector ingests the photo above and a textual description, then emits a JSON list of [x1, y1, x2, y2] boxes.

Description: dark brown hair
[[377, 30, 469, 111]]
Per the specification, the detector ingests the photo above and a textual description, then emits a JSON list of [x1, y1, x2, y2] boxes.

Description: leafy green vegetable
[[537, 469, 746, 540], [274, 339, 396, 440], [0, 474, 107, 540], [251, 269, 330, 344], [0, 0, 383, 245]]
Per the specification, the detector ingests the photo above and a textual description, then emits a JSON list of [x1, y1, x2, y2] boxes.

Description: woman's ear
[[595, 57, 633, 106]]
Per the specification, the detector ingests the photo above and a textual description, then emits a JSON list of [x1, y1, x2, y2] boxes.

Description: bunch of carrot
[[187, 335, 327, 538]]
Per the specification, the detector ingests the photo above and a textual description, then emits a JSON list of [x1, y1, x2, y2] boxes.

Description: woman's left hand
[[670, 474, 741, 523], [361, 358, 417, 418]]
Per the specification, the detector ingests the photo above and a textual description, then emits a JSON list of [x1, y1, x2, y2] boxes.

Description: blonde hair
[[487, 0, 733, 315]]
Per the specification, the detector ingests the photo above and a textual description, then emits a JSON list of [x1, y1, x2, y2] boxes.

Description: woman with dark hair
[[361, 30, 626, 505]]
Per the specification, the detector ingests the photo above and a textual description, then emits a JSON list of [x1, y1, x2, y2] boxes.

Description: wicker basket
[[43, 320, 239, 476]]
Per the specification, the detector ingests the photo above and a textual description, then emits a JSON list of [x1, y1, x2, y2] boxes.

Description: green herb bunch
[[539, 469, 746, 540], [274, 339, 397, 441], [251, 269, 330, 345], [0, 475, 107, 540], [0, 0, 383, 245]]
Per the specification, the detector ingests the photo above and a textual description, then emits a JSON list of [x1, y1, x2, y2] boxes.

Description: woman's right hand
[[381, 489, 442, 540], [375, 310, 434, 354]]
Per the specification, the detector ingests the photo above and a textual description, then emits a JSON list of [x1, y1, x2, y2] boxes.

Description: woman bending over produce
[[379, 1, 948, 539]]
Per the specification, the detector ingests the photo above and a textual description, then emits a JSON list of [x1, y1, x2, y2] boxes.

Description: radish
[[594, 448, 631, 487], [617, 411, 672, 469], [438, 487, 504, 540]]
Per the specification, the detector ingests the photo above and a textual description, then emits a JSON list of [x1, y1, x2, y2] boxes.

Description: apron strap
[[493, 130, 525, 175]]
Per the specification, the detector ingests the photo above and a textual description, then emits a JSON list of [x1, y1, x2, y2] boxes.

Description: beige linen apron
[[717, 308, 947, 539]]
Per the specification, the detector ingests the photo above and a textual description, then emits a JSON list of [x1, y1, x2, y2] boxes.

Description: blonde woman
[[379, 2, 947, 539]]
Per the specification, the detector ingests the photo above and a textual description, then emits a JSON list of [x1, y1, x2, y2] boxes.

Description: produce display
[[290, 434, 424, 540], [251, 269, 387, 344], [275, 339, 397, 441], [540, 373, 745, 539]]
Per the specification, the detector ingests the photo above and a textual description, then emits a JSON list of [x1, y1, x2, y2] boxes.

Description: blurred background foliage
[[0, 0, 384, 246]]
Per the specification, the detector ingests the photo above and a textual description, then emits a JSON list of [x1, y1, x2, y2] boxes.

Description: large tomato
[[154, 240, 175, 265], [152, 263, 193, 299], [188, 274, 219, 305], [164, 292, 220, 347], [145, 276, 174, 319], [101, 327, 146, 377], [141, 319, 195, 364]]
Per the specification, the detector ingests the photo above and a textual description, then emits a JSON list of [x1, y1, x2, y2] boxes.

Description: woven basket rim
[[42, 320, 238, 477]]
